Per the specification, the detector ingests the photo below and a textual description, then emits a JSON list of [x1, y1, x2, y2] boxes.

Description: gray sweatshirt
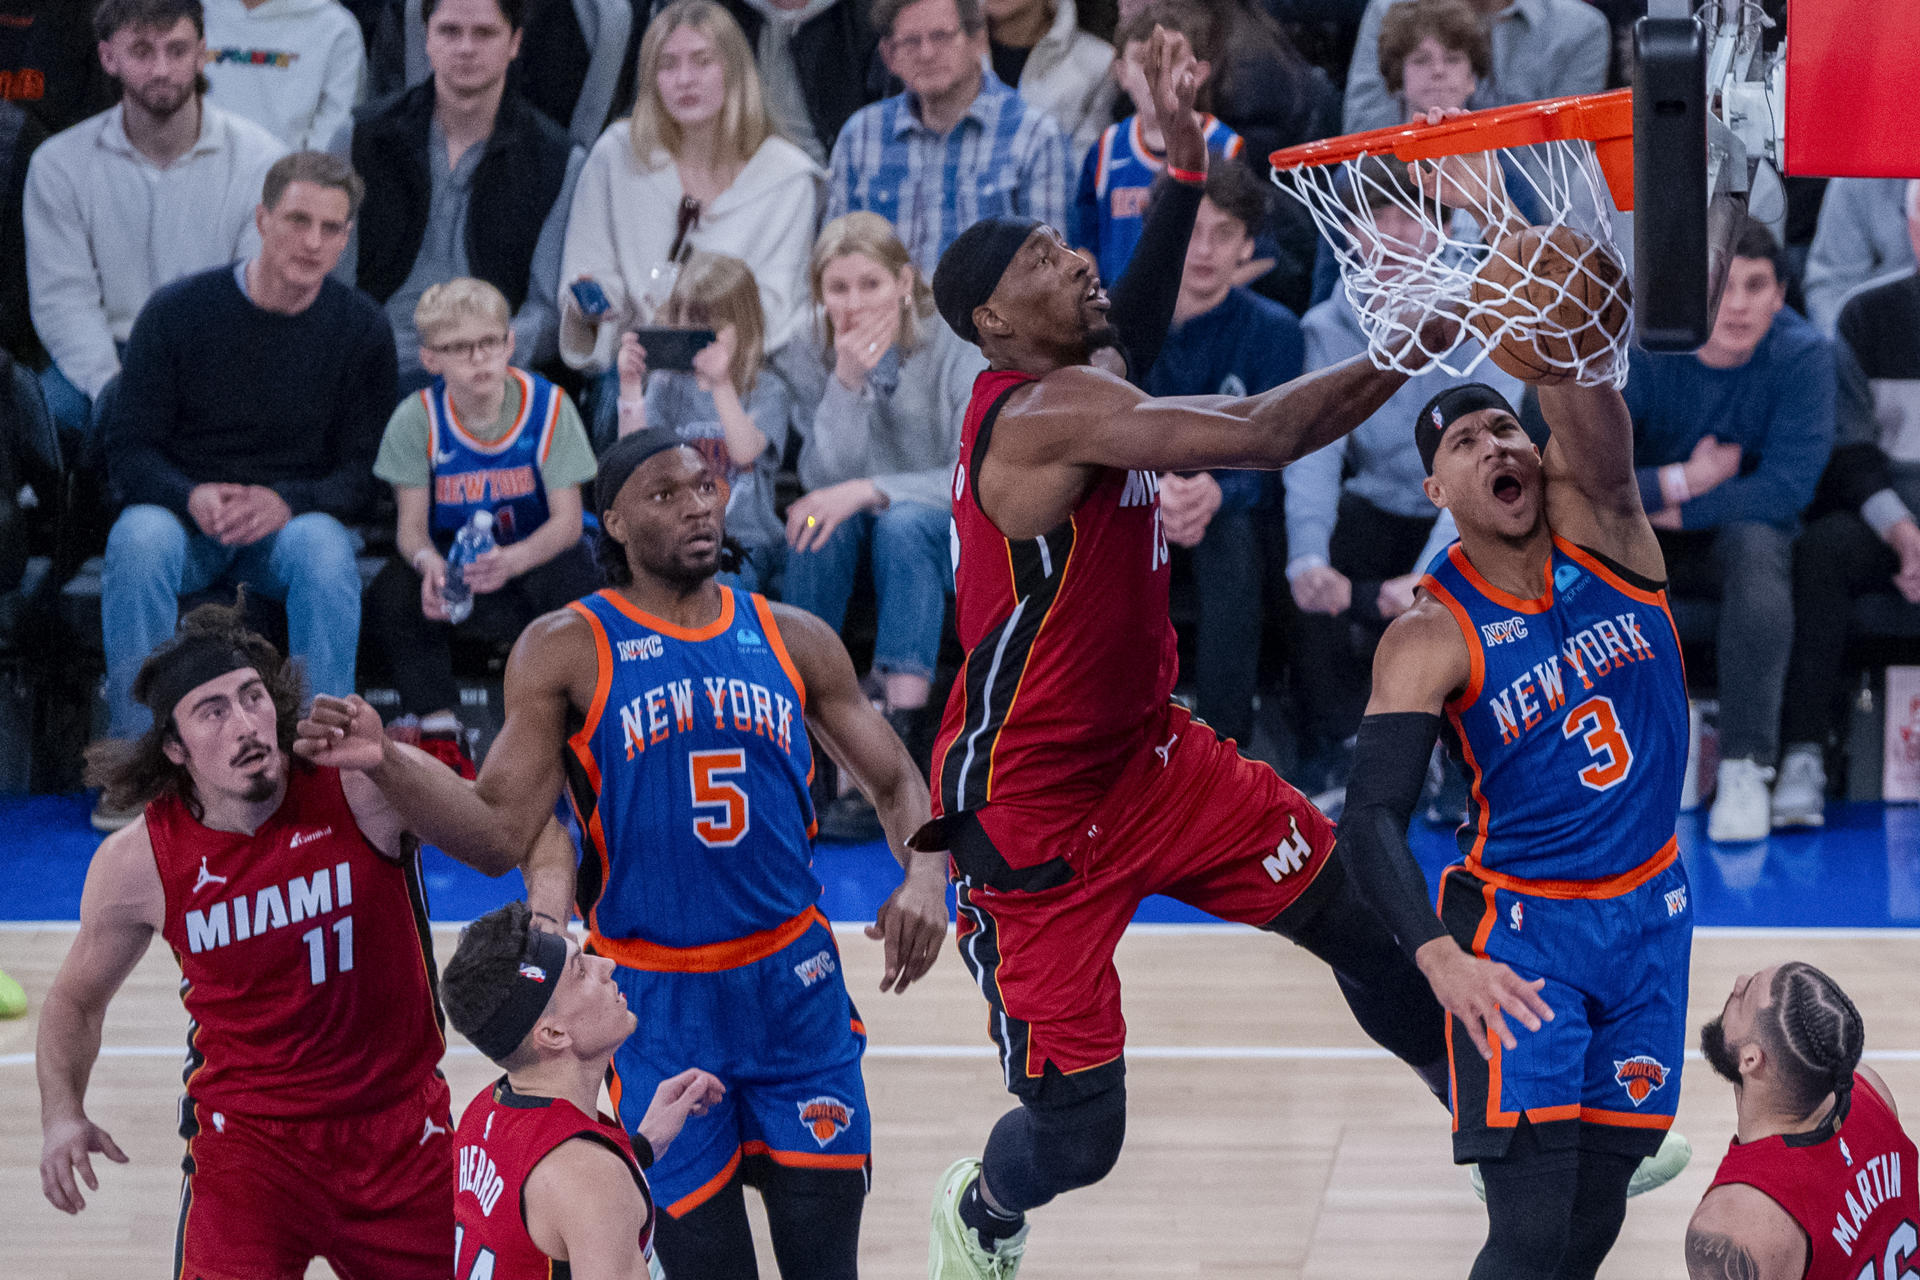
[[644, 368, 791, 550], [776, 313, 986, 512]]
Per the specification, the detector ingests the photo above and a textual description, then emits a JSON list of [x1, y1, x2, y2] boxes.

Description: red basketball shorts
[[950, 703, 1335, 1093], [173, 1072, 453, 1280]]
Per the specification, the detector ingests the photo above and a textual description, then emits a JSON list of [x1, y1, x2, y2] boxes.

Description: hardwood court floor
[[2, 923, 1915, 1279]]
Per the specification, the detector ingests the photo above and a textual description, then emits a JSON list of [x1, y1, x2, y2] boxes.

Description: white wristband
[[411, 546, 436, 573], [1659, 464, 1691, 508]]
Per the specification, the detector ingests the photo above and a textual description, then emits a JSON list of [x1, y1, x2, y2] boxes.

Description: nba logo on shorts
[[798, 1096, 854, 1146], [1612, 1055, 1668, 1105]]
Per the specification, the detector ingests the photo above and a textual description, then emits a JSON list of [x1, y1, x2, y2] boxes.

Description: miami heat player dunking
[[441, 900, 725, 1280], [918, 30, 1451, 1278], [36, 603, 566, 1277], [1688, 963, 1917, 1280]]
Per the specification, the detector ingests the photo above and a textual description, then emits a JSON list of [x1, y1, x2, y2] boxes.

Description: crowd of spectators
[[2, 0, 1915, 840]]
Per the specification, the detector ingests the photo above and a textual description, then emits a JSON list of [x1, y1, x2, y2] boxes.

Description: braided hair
[[1764, 962, 1865, 1130]]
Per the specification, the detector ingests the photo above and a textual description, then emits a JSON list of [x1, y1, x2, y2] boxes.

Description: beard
[[126, 76, 195, 120], [1699, 1016, 1744, 1086]]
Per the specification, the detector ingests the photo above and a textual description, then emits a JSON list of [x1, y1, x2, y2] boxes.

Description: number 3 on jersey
[[1562, 695, 1633, 792], [690, 749, 750, 847]]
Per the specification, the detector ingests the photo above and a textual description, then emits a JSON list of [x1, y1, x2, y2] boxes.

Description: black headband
[[1414, 383, 1520, 475], [596, 427, 698, 519], [933, 217, 1041, 345], [141, 638, 259, 728], [468, 924, 570, 1064]]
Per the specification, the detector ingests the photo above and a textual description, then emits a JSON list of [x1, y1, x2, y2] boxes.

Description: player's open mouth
[[1491, 474, 1523, 504], [232, 746, 269, 769]]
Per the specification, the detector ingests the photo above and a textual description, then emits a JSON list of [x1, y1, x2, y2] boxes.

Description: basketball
[[1468, 225, 1631, 384]]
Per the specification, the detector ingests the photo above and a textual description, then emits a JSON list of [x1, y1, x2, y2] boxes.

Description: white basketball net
[[1272, 137, 1633, 388]]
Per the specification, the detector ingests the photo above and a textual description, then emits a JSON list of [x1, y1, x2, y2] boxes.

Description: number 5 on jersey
[[690, 749, 750, 847]]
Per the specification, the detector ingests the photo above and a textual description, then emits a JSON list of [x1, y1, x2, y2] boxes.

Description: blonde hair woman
[[775, 213, 986, 772], [614, 251, 791, 590], [558, 0, 822, 422]]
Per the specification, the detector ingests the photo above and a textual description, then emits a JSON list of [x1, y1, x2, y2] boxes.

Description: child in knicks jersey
[[366, 278, 602, 776]]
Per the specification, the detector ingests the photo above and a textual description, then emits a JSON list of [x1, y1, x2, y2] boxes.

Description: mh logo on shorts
[[798, 1096, 854, 1146], [1613, 1055, 1669, 1105]]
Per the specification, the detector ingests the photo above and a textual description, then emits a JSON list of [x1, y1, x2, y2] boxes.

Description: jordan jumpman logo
[[420, 1115, 448, 1145], [1154, 733, 1179, 767], [193, 857, 229, 894]]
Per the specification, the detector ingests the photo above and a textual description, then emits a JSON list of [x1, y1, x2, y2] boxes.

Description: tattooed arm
[[1685, 1184, 1807, 1280]]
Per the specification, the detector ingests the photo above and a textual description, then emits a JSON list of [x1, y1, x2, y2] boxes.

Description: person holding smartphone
[[616, 252, 791, 593], [558, 0, 822, 424]]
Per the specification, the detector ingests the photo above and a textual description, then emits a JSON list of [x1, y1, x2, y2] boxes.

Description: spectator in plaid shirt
[[826, 0, 1067, 280]]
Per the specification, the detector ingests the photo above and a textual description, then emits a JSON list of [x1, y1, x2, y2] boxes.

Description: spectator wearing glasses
[[335, 0, 583, 396], [559, 0, 822, 427], [365, 277, 600, 775], [826, 0, 1068, 280], [26, 0, 286, 440], [97, 151, 396, 829]]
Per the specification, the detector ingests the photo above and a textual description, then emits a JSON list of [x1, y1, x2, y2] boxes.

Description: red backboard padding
[[1785, 0, 1920, 177]]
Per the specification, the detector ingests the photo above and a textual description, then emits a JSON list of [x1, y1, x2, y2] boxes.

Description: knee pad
[[1029, 1077, 1128, 1189]]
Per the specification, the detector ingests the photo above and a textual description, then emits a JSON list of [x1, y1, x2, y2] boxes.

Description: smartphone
[[631, 327, 718, 372], [569, 278, 612, 318]]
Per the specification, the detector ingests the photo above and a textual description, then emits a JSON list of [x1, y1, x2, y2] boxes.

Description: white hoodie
[[1009, 0, 1115, 161], [559, 124, 825, 370], [202, 0, 365, 151]]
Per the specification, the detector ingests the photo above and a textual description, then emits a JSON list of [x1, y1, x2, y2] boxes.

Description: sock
[[958, 1176, 1024, 1251]]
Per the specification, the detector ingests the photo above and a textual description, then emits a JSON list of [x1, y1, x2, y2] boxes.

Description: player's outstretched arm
[[1007, 351, 1414, 478], [1685, 1184, 1806, 1280], [771, 602, 949, 994], [523, 1138, 657, 1280], [1536, 381, 1665, 582], [37, 823, 159, 1213], [296, 610, 588, 873], [1348, 604, 1554, 1058]]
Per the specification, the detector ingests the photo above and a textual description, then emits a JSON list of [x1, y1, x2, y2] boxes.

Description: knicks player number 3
[[1563, 695, 1633, 792], [689, 749, 751, 848]]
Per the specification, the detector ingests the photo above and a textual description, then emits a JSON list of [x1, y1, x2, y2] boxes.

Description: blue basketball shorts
[[1436, 853, 1693, 1163], [601, 913, 871, 1216]]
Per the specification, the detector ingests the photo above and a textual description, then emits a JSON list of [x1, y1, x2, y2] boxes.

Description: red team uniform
[[1706, 1074, 1919, 1280], [150, 763, 452, 1279], [931, 369, 1338, 1090], [454, 1077, 661, 1280]]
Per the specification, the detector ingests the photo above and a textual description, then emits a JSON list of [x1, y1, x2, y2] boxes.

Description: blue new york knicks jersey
[[425, 368, 560, 545], [1421, 536, 1689, 885], [1078, 115, 1244, 285], [564, 587, 820, 951]]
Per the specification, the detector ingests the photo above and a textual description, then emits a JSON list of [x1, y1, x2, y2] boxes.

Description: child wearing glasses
[[366, 277, 603, 775]]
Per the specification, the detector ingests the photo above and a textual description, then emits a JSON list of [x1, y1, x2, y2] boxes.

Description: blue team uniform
[[563, 586, 870, 1214], [1072, 115, 1244, 285], [1421, 536, 1692, 1161], [424, 368, 560, 546]]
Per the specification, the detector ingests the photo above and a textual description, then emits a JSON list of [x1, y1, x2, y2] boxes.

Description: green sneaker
[[1467, 1129, 1692, 1202], [1627, 1129, 1692, 1197], [0, 968, 22, 1019], [930, 1158, 1028, 1280]]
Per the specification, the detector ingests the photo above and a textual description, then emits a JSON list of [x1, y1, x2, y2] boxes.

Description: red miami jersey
[[1706, 1074, 1918, 1279], [150, 763, 445, 1122], [455, 1077, 660, 1280], [932, 368, 1178, 864]]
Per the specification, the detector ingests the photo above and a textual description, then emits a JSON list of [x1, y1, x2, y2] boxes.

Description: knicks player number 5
[[1562, 695, 1633, 792], [690, 749, 750, 848]]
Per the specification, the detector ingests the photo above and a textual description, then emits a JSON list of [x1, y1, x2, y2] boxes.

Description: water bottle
[[442, 510, 495, 625]]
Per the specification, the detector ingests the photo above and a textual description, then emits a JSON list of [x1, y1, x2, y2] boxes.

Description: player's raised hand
[[868, 850, 949, 994], [40, 1113, 129, 1214], [638, 1068, 726, 1159], [1145, 24, 1210, 179], [1414, 938, 1554, 1058], [294, 694, 390, 772]]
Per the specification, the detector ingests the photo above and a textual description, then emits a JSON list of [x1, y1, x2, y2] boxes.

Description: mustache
[[230, 741, 272, 769]]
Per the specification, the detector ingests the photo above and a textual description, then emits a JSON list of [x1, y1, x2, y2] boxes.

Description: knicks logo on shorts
[[1612, 1055, 1669, 1105], [798, 1096, 854, 1146]]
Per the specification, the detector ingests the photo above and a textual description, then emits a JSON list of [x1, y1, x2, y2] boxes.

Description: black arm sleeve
[[1338, 711, 1450, 961], [1106, 177, 1202, 388]]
